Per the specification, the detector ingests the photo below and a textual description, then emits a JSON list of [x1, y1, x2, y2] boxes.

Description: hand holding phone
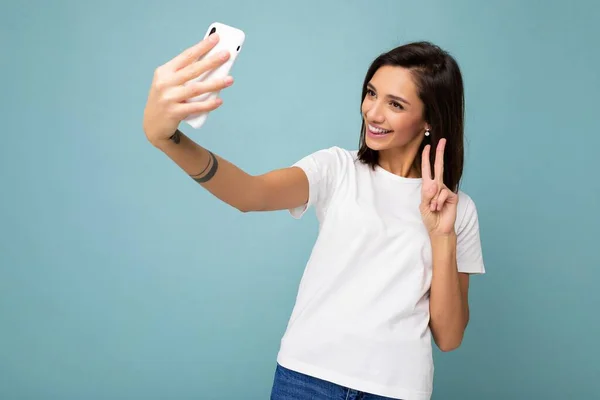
[[183, 22, 246, 129], [142, 22, 245, 146]]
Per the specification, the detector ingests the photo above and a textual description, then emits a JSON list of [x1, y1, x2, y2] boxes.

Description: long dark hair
[[357, 41, 465, 192]]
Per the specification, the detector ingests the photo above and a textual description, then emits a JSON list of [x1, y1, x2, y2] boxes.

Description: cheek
[[388, 115, 407, 132], [390, 113, 421, 133]]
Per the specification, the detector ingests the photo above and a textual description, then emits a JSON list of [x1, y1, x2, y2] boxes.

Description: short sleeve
[[288, 146, 344, 219], [455, 194, 486, 274]]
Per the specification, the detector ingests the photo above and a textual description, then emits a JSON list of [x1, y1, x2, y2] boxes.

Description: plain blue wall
[[1, 0, 599, 398]]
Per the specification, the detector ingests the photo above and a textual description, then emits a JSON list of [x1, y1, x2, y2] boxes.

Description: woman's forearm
[[428, 233, 469, 351], [152, 130, 261, 212]]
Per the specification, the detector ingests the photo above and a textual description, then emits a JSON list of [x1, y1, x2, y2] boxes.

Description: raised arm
[[143, 33, 308, 213], [153, 132, 307, 212]]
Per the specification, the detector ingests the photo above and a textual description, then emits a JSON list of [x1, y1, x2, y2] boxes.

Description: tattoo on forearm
[[191, 151, 219, 183], [169, 129, 182, 144]]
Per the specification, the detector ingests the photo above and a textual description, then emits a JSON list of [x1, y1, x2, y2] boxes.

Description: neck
[[377, 142, 422, 178]]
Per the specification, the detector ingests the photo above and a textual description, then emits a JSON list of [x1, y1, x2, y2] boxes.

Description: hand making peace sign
[[420, 138, 458, 236]]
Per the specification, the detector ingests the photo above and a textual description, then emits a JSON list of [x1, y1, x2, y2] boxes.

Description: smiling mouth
[[367, 124, 393, 135]]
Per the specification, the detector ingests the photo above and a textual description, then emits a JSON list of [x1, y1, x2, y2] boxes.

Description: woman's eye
[[367, 89, 376, 97], [391, 101, 403, 110]]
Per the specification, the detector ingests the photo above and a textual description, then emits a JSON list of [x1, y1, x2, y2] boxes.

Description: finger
[[165, 33, 220, 71], [436, 188, 449, 211], [173, 97, 223, 118], [434, 138, 446, 182], [421, 144, 432, 181], [169, 75, 234, 102], [172, 49, 231, 86], [422, 181, 438, 206]]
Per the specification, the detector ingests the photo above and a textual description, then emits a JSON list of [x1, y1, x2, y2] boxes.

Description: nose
[[365, 100, 385, 124]]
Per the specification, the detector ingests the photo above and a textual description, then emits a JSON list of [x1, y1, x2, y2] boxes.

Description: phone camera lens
[[236, 46, 240, 51], [210, 27, 216, 35]]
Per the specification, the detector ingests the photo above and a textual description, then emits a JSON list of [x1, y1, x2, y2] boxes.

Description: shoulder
[[305, 146, 358, 161], [454, 190, 486, 273], [457, 190, 475, 210], [288, 147, 358, 219], [294, 146, 359, 171], [455, 190, 481, 235]]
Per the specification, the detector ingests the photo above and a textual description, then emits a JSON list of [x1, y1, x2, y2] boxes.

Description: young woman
[[143, 33, 485, 400]]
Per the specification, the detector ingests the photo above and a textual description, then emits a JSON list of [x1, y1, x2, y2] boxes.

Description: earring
[[425, 129, 430, 137]]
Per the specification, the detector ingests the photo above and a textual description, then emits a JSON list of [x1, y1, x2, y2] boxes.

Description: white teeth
[[368, 124, 391, 134]]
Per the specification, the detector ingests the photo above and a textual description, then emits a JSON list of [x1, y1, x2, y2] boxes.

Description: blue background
[[1, 0, 598, 398]]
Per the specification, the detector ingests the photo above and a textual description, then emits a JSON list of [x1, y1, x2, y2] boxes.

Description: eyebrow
[[367, 83, 411, 105]]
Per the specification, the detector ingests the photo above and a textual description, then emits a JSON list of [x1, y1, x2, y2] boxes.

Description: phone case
[[183, 22, 245, 129]]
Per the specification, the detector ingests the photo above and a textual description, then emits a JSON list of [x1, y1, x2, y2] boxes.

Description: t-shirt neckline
[[374, 164, 423, 184]]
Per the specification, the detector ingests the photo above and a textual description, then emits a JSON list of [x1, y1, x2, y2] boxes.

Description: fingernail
[[224, 76, 234, 85], [220, 50, 230, 59], [209, 33, 219, 42]]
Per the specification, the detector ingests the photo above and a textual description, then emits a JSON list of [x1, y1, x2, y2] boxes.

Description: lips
[[367, 123, 392, 135]]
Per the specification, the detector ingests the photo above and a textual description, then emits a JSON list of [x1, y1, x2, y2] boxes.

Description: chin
[[365, 138, 385, 151], [365, 133, 396, 151]]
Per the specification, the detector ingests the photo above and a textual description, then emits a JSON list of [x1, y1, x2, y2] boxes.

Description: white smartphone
[[183, 22, 246, 129]]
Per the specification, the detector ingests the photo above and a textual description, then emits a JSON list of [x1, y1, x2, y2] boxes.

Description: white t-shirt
[[276, 146, 485, 400]]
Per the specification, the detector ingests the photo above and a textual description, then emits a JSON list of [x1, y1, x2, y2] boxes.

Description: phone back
[[183, 22, 245, 129]]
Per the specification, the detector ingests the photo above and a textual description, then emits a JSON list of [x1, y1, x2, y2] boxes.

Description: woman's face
[[361, 65, 429, 152]]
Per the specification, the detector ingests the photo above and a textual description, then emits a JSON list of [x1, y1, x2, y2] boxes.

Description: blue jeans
[[270, 363, 401, 400]]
